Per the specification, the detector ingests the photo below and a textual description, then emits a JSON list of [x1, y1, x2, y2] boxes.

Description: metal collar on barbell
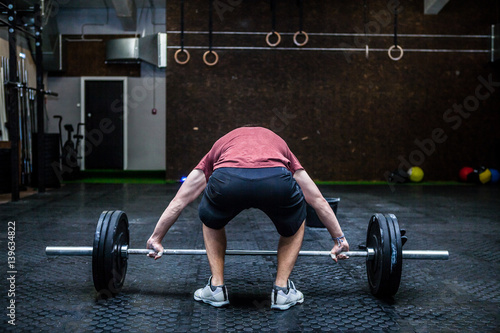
[[121, 245, 129, 259]]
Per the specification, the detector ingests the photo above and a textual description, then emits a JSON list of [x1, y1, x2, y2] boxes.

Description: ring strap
[[393, 5, 398, 47], [180, 0, 185, 51], [388, 4, 403, 61], [294, 0, 308, 46], [298, 0, 304, 33], [208, 0, 213, 51], [175, 0, 190, 65], [204, 0, 218, 65], [271, 0, 276, 33], [266, 0, 281, 47]]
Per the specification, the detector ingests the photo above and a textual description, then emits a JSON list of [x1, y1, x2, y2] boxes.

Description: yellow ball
[[408, 166, 424, 182], [479, 168, 492, 184]]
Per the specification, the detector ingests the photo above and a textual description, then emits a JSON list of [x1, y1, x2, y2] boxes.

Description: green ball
[[408, 166, 424, 182]]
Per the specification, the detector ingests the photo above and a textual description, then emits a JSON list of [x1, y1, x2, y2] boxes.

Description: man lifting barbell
[[146, 126, 350, 310], [44, 131, 449, 301]]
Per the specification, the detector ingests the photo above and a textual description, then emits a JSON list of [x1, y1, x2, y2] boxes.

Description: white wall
[[45, 77, 81, 135], [44, 6, 166, 170], [126, 66, 166, 170]]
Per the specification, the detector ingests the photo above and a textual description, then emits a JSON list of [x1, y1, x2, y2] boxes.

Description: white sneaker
[[270, 280, 304, 310], [194, 276, 229, 307]]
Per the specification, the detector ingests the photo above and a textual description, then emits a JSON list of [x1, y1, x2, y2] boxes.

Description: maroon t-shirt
[[195, 127, 303, 181]]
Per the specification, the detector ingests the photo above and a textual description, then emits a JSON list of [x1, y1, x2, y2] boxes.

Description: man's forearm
[[149, 169, 207, 243], [312, 197, 344, 238], [294, 169, 344, 239], [149, 200, 184, 242]]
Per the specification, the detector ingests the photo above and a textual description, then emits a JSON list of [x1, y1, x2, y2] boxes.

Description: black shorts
[[198, 167, 306, 237]]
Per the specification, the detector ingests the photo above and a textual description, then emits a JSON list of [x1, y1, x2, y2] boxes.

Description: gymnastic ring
[[293, 31, 309, 47], [365, 45, 369, 60], [388, 45, 404, 61], [266, 31, 281, 47], [203, 50, 219, 66], [174, 49, 190, 65]]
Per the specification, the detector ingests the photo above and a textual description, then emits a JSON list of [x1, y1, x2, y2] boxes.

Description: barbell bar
[[45, 246, 448, 261], [45, 210, 449, 299]]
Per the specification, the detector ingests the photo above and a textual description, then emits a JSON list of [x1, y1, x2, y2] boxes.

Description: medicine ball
[[459, 167, 474, 182], [408, 166, 424, 182], [479, 168, 492, 184], [490, 169, 499, 183], [467, 169, 480, 183]]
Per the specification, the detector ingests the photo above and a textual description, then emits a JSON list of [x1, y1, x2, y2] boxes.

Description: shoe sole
[[194, 294, 229, 308], [271, 297, 304, 310]]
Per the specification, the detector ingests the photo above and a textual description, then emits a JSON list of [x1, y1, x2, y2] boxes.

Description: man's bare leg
[[275, 221, 305, 287], [203, 224, 226, 286]]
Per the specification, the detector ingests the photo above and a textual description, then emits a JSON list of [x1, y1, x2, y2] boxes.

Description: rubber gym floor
[[0, 182, 499, 332]]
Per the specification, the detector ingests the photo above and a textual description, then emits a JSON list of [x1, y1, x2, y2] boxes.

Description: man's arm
[[147, 169, 207, 259], [293, 169, 349, 260]]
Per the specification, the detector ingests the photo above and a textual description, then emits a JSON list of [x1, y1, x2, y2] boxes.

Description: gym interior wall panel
[[165, 0, 500, 181], [126, 64, 166, 170], [45, 77, 81, 135]]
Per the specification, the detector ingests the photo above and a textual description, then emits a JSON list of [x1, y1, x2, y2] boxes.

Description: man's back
[[196, 127, 302, 180]]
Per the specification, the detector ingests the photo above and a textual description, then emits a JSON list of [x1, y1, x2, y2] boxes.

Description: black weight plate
[[92, 211, 129, 297], [92, 211, 112, 293], [384, 213, 403, 297], [366, 214, 391, 297], [103, 210, 129, 295]]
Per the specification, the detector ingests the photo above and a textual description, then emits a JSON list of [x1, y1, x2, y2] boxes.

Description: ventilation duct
[[110, 0, 137, 31], [105, 33, 167, 68]]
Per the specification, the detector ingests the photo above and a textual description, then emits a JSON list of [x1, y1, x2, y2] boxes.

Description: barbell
[[45, 210, 449, 298]]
